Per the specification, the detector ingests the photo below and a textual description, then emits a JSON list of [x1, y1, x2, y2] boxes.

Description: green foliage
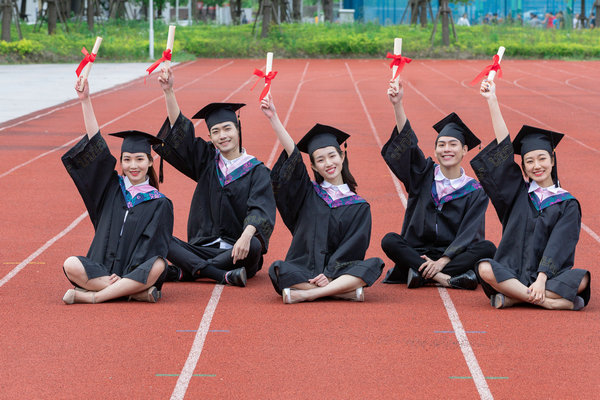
[[1, 21, 599, 63], [0, 39, 43, 58]]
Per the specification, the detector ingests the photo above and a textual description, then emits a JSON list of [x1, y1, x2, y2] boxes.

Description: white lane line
[[0, 61, 233, 180], [345, 61, 493, 400], [582, 223, 600, 245], [438, 288, 493, 400], [266, 61, 310, 167], [170, 284, 224, 400], [0, 211, 89, 288], [169, 65, 310, 399]]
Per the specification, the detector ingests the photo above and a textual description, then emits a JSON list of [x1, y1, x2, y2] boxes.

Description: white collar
[[321, 180, 351, 194], [220, 148, 247, 166], [434, 166, 466, 187], [528, 181, 561, 194], [123, 175, 149, 189]]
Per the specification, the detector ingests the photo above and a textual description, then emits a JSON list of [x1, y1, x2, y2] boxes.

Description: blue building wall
[[342, 0, 596, 25]]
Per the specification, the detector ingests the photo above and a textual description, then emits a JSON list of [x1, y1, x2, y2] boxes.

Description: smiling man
[[152, 67, 276, 287], [379, 79, 496, 289]]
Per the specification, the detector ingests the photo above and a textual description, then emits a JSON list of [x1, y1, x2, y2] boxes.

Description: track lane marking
[[345, 62, 493, 400], [170, 63, 309, 399], [170, 284, 224, 400], [0, 212, 89, 288]]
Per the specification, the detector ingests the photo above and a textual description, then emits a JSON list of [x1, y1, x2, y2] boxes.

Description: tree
[[87, 0, 95, 31], [322, 0, 333, 21], [2, 0, 12, 41], [410, 0, 428, 27], [292, 0, 301, 21]]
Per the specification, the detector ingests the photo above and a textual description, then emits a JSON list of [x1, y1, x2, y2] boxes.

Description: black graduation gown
[[381, 120, 490, 258], [268, 147, 384, 294], [154, 112, 275, 254], [61, 133, 174, 287], [470, 136, 590, 304]]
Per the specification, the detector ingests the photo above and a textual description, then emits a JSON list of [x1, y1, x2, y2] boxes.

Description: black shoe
[[406, 268, 424, 289], [448, 270, 478, 290], [224, 267, 247, 287], [382, 267, 407, 284], [165, 264, 182, 282]]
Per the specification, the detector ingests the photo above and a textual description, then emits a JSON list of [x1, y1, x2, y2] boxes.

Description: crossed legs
[[477, 261, 590, 310], [62, 256, 165, 304]]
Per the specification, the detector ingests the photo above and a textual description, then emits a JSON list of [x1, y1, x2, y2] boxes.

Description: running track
[[0, 59, 598, 399]]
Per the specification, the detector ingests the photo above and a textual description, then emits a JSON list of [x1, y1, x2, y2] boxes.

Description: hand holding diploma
[[76, 36, 102, 91]]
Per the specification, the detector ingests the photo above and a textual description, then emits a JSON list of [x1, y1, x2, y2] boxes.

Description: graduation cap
[[297, 123, 350, 155], [432, 112, 481, 151], [192, 102, 245, 130], [109, 130, 165, 183], [192, 102, 245, 151], [512, 125, 564, 157]]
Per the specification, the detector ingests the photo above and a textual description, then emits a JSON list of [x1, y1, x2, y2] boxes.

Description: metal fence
[[342, 0, 597, 25]]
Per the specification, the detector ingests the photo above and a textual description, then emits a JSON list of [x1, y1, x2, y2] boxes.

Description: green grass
[[1, 20, 599, 63]]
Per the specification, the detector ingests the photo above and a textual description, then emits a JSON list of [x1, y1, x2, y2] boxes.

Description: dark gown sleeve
[[470, 136, 526, 224], [538, 200, 581, 280], [443, 189, 489, 259], [61, 133, 116, 228], [327, 203, 372, 268], [243, 166, 276, 253], [381, 119, 431, 195], [153, 111, 215, 181], [270, 146, 313, 233]]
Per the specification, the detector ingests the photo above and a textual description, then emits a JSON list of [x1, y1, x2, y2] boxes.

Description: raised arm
[[260, 93, 295, 156], [158, 66, 181, 126], [388, 78, 407, 131], [75, 77, 99, 139], [480, 80, 509, 144]]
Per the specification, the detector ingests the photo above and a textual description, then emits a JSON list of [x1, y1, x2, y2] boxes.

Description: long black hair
[[309, 148, 358, 193]]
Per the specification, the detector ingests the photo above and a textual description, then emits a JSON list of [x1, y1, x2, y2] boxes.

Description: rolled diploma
[[163, 25, 176, 78], [265, 52, 273, 94], [78, 36, 102, 90], [392, 38, 402, 80], [487, 46, 505, 82]]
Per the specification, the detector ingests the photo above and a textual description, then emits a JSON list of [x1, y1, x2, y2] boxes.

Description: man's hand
[[418, 255, 450, 279]]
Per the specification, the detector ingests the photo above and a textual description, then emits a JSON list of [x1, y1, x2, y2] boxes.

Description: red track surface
[[1, 59, 598, 399]]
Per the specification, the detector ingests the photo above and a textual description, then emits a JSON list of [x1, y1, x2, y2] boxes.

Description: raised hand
[[75, 77, 90, 100], [480, 79, 496, 100], [387, 78, 405, 105], [158, 66, 174, 91], [260, 93, 277, 120]]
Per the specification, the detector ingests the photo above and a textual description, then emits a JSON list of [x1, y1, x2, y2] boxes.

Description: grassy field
[[1, 20, 599, 63]]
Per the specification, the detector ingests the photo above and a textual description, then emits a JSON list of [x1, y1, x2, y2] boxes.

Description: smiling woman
[[60, 77, 174, 305], [473, 79, 590, 311], [260, 93, 384, 304]]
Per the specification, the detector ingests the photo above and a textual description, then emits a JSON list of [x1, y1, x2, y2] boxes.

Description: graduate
[[154, 67, 276, 287], [380, 79, 496, 289], [260, 94, 384, 304], [472, 80, 590, 310], [61, 78, 174, 304]]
